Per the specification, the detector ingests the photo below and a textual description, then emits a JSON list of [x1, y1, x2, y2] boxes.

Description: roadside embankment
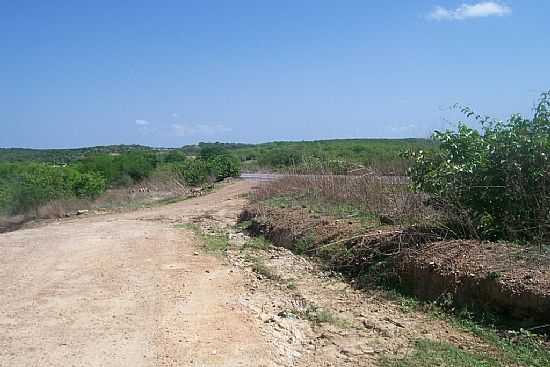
[[240, 205, 550, 327]]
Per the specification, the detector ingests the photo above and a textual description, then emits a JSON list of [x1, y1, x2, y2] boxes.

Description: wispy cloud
[[171, 123, 232, 137], [390, 123, 416, 133], [135, 119, 150, 126], [428, 2, 511, 21]]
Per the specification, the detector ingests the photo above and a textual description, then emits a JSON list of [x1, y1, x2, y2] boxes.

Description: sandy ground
[[0, 181, 280, 367]]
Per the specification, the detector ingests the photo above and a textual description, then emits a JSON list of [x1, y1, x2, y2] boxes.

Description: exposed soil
[[243, 204, 550, 327], [400, 240, 550, 324]]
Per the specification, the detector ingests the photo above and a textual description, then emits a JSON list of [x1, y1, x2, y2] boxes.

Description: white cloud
[[171, 123, 232, 137], [428, 2, 511, 21], [135, 119, 150, 126], [391, 123, 416, 133]]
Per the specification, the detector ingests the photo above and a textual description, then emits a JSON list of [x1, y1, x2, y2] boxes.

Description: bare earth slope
[[0, 181, 279, 367]]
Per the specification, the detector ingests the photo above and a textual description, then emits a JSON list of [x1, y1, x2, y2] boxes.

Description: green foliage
[[0, 144, 159, 164], [176, 223, 229, 254], [231, 138, 435, 174], [243, 235, 271, 250], [180, 159, 210, 186], [76, 151, 157, 186], [162, 150, 187, 163], [407, 92, 550, 242], [179, 149, 241, 186], [257, 149, 301, 168], [207, 154, 241, 181], [0, 163, 106, 214], [73, 172, 106, 199], [199, 144, 228, 160]]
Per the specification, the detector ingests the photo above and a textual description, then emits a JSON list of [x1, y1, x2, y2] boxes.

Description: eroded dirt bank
[[241, 205, 550, 326]]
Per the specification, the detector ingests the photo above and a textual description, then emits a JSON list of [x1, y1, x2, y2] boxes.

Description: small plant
[[175, 223, 229, 254], [243, 236, 271, 250], [250, 257, 281, 281], [294, 303, 351, 328]]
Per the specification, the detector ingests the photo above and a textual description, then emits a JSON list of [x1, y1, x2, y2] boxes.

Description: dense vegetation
[[407, 92, 550, 243], [0, 163, 105, 215], [0, 147, 241, 216], [1, 139, 432, 175], [0, 138, 434, 216], [0, 145, 161, 164], [226, 138, 435, 174]]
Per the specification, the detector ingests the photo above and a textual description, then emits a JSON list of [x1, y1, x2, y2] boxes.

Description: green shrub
[[207, 154, 240, 181], [199, 144, 228, 160], [407, 92, 550, 242], [75, 151, 157, 187], [162, 150, 187, 163], [257, 149, 301, 168], [0, 163, 107, 214], [181, 159, 210, 186], [73, 172, 106, 199]]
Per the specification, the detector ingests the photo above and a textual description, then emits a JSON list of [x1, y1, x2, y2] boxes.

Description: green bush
[[73, 172, 106, 199], [75, 151, 157, 186], [407, 92, 550, 242], [207, 154, 241, 181], [199, 144, 228, 161], [0, 163, 107, 215], [179, 150, 241, 186], [257, 149, 301, 168], [181, 159, 210, 186]]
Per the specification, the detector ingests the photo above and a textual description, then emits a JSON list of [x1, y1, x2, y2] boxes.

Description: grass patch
[[292, 304, 351, 328], [243, 235, 271, 250], [174, 223, 229, 254], [250, 256, 281, 281], [202, 231, 229, 253], [450, 316, 550, 367], [382, 289, 550, 367], [235, 219, 253, 231], [382, 339, 499, 367]]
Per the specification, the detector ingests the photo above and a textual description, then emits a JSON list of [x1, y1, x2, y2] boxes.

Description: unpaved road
[[0, 180, 485, 367], [0, 181, 279, 367]]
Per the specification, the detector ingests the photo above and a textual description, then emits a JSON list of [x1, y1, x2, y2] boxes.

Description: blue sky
[[1, 1, 548, 148]]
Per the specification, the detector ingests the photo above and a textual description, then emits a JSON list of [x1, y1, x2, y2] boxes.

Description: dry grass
[[36, 198, 91, 219], [250, 175, 439, 227]]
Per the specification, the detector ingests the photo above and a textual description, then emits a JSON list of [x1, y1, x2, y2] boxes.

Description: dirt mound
[[399, 241, 550, 324], [242, 205, 550, 326]]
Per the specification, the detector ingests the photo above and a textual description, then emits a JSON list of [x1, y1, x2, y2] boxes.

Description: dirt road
[[0, 181, 281, 367], [1, 180, 487, 367]]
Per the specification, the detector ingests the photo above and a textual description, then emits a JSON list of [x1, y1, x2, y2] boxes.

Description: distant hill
[[1, 139, 435, 173], [0, 145, 170, 163]]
